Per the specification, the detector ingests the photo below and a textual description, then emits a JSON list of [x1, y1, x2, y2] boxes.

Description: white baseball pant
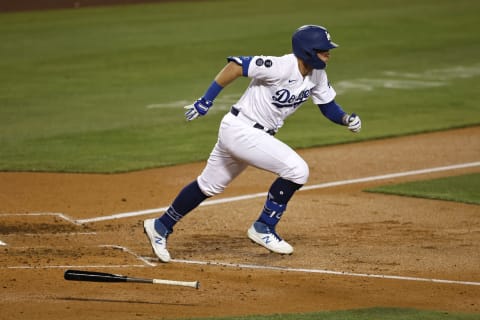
[[197, 111, 309, 196]]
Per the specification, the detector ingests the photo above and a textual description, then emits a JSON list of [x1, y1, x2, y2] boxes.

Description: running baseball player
[[144, 25, 361, 262]]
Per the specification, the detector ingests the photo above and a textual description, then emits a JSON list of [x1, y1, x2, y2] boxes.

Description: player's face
[[317, 50, 330, 63]]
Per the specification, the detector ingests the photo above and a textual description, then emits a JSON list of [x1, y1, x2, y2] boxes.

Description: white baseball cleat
[[247, 221, 293, 255], [144, 218, 171, 263]]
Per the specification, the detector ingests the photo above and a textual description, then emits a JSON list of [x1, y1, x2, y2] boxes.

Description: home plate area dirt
[[0, 126, 479, 319]]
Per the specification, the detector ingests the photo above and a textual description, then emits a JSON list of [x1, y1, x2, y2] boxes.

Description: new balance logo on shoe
[[262, 235, 271, 245]]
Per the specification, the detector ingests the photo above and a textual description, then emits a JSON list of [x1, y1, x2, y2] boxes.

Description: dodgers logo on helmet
[[325, 30, 332, 41]]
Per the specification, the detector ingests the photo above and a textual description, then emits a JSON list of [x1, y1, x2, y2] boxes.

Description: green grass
[[366, 173, 480, 205], [181, 308, 479, 320], [0, 0, 479, 172]]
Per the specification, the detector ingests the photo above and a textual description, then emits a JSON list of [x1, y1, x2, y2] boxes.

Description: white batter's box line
[[21, 232, 97, 236], [0, 240, 7, 246], [75, 161, 480, 225], [99, 245, 157, 267], [75, 207, 170, 224], [171, 259, 480, 287], [0, 212, 81, 225], [4, 264, 146, 270]]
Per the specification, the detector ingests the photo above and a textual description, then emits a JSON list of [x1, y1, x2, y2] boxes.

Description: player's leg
[[144, 179, 208, 261], [247, 177, 302, 254], [222, 117, 309, 186], [221, 122, 309, 254], [145, 137, 247, 262]]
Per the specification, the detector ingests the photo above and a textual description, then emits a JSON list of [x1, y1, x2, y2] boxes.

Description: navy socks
[[158, 177, 301, 233], [159, 180, 208, 232], [257, 177, 302, 227]]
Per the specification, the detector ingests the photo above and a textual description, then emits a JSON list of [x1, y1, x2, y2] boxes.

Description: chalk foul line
[[75, 161, 480, 224], [169, 258, 480, 287]]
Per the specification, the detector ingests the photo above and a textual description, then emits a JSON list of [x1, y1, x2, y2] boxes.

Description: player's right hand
[[347, 113, 361, 133], [184, 97, 213, 121]]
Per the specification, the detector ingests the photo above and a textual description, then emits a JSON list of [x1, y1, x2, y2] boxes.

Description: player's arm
[[184, 60, 245, 121], [214, 61, 243, 87], [317, 100, 361, 133]]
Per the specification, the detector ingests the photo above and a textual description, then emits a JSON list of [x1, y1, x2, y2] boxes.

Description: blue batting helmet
[[292, 25, 339, 69]]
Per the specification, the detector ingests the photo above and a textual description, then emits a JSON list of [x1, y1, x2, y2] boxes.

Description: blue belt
[[230, 107, 276, 136]]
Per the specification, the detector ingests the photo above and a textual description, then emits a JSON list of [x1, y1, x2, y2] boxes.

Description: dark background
[[0, 0, 196, 12]]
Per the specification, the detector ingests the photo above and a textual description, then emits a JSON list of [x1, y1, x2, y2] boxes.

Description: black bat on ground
[[64, 269, 199, 289]]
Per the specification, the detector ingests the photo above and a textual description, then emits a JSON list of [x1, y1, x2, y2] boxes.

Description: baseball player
[[144, 25, 361, 262]]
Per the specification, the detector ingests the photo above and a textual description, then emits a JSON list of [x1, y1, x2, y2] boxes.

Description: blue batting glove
[[194, 97, 213, 115], [184, 97, 213, 121]]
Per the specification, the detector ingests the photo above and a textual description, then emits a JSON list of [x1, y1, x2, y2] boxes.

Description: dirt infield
[[1, 126, 479, 319]]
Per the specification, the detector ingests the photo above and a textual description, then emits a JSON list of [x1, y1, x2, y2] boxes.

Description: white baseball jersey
[[197, 53, 336, 197], [234, 53, 336, 131]]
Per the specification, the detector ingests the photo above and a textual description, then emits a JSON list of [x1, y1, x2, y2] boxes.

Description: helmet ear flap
[[304, 49, 315, 58]]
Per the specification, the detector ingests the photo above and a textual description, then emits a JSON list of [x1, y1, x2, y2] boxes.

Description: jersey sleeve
[[246, 56, 288, 83], [227, 56, 253, 77], [228, 55, 289, 83], [310, 70, 336, 104]]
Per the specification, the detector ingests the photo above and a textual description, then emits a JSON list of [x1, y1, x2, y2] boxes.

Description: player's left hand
[[346, 113, 361, 133], [184, 97, 213, 121]]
